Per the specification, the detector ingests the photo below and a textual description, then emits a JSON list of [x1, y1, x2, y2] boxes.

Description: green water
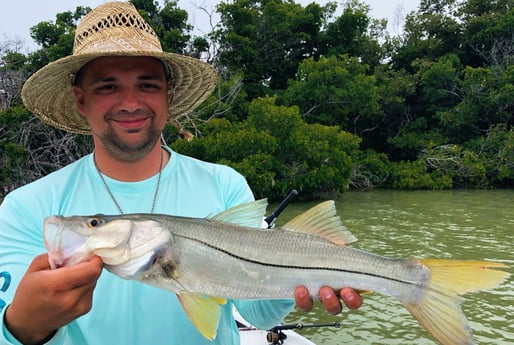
[[278, 190, 514, 345]]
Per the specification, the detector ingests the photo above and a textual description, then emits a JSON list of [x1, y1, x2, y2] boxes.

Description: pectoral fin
[[178, 293, 227, 340]]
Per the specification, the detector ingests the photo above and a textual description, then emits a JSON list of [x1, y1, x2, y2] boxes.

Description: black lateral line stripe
[[177, 234, 418, 287]]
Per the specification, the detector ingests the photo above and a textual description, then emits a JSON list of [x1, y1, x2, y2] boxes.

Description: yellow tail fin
[[404, 259, 509, 345]]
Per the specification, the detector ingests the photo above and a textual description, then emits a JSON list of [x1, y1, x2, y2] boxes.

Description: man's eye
[[141, 83, 160, 90], [96, 84, 116, 92]]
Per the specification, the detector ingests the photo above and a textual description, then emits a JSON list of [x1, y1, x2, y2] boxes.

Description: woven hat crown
[[21, 1, 218, 135], [74, 2, 163, 55]]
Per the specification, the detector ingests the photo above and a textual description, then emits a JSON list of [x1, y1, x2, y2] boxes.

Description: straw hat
[[21, 1, 218, 135]]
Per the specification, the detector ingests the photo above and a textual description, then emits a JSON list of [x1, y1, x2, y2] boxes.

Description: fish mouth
[[44, 216, 93, 269]]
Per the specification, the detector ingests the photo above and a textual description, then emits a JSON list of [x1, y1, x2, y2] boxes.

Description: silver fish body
[[135, 215, 428, 303], [44, 199, 509, 344]]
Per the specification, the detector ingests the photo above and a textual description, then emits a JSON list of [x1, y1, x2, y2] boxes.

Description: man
[[0, 2, 361, 344]]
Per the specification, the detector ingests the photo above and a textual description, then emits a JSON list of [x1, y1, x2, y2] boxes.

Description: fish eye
[[87, 217, 103, 228]]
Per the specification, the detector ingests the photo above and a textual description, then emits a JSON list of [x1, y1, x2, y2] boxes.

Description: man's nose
[[118, 87, 141, 112]]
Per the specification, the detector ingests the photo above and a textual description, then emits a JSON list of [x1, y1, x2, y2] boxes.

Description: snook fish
[[43, 199, 510, 344]]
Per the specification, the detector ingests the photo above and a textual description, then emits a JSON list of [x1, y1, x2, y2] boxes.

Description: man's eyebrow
[[89, 76, 116, 84], [138, 74, 166, 81], [89, 74, 166, 84]]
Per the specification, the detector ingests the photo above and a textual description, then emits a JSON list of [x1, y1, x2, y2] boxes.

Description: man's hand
[[5, 254, 103, 344], [294, 285, 362, 315]]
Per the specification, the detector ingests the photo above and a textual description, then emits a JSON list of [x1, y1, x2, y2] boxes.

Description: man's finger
[[294, 285, 313, 312], [53, 256, 103, 290], [319, 286, 342, 315], [340, 287, 363, 310]]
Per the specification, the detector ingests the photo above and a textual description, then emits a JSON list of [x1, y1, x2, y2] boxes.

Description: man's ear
[[71, 85, 86, 116]]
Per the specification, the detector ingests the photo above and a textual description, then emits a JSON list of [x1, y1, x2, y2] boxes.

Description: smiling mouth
[[112, 117, 149, 129]]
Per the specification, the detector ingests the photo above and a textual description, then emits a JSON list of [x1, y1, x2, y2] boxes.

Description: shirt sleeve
[[0, 306, 22, 345], [0, 306, 69, 345], [233, 299, 295, 330]]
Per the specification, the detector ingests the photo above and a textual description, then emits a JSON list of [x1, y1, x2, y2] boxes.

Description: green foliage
[[190, 37, 209, 59], [436, 65, 491, 136], [220, 154, 279, 199], [388, 160, 453, 190], [280, 55, 380, 134], [323, 0, 384, 68], [420, 53, 462, 115], [0, 106, 32, 192], [215, 0, 384, 98], [216, 0, 331, 97], [420, 144, 487, 187], [131, 0, 193, 54], [172, 97, 360, 200], [370, 66, 417, 151], [387, 141, 488, 190], [172, 117, 280, 199], [1, 52, 27, 71], [437, 64, 514, 140], [246, 97, 360, 198], [459, 1, 514, 67], [0, 142, 29, 192], [0, 105, 31, 128], [473, 124, 514, 186], [387, 117, 449, 160], [21, 6, 90, 73], [349, 150, 391, 190], [393, 0, 462, 70]]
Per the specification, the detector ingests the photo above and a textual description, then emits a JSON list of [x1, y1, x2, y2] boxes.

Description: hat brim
[[21, 51, 218, 135]]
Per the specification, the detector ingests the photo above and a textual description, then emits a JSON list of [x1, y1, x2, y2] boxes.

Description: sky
[[0, 0, 420, 53]]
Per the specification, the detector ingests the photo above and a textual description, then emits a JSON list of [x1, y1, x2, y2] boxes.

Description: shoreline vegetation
[[1, 0, 514, 201]]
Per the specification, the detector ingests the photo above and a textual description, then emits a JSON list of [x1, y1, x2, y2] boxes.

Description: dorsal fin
[[282, 200, 357, 246], [210, 199, 268, 228]]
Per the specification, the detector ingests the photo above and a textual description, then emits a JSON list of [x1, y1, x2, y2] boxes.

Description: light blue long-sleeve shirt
[[0, 147, 294, 344]]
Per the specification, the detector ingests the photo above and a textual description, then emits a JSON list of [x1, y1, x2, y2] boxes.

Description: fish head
[[44, 214, 172, 279], [44, 215, 108, 269]]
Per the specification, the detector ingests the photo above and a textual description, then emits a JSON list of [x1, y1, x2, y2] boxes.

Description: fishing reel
[[266, 328, 287, 344]]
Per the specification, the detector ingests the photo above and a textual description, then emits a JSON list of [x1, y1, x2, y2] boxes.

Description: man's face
[[72, 56, 170, 162]]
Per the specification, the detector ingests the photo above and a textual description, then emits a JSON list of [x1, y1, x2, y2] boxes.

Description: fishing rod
[[266, 322, 341, 345], [270, 322, 341, 331], [263, 189, 299, 229]]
